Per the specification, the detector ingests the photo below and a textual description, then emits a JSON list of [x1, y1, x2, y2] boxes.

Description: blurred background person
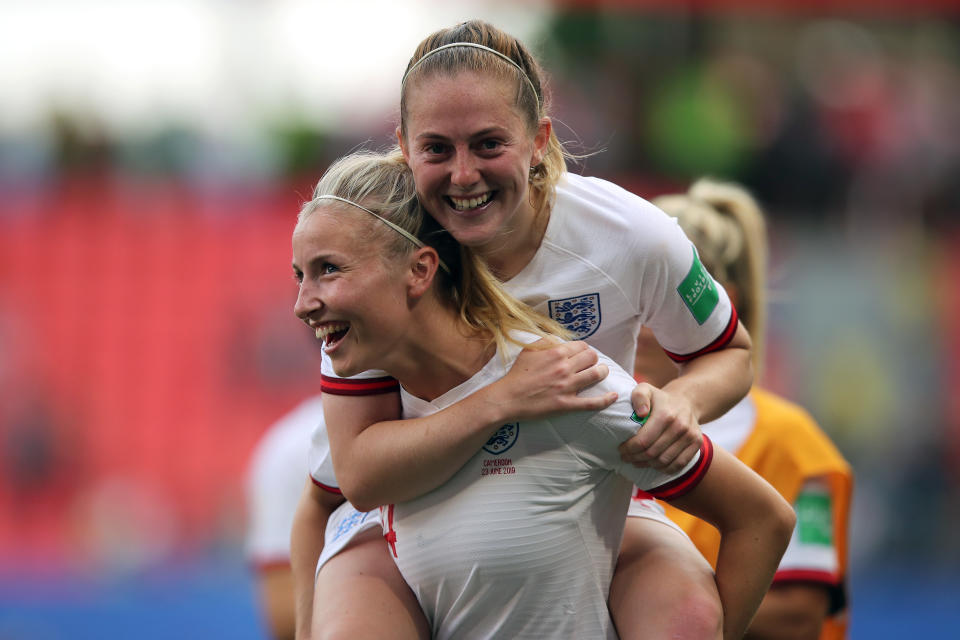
[[635, 178, 852, 639], [245, 395, 324, 640]]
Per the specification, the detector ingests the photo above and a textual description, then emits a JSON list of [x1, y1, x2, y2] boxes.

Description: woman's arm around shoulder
[[324, 340, 617, 511]]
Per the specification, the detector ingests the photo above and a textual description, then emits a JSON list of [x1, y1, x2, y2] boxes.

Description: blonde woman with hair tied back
[[291, 19, 776, 640], [291, 150, 794, 640], [635, 178, 853, 640]]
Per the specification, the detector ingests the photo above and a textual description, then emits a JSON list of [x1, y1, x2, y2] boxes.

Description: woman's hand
[[618, 383, 703, 474], [487, 340, 617, 421]]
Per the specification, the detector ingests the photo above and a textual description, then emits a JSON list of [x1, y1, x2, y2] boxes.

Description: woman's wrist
[[471, 378, 515, 427]]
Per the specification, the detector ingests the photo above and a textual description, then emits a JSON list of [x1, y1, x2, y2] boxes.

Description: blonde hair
[[399, 20, 570, 223], [653, 179, 768, 373], [298, 149, 569, 355]]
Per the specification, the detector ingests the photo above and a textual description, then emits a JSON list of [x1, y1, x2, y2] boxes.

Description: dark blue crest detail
[[483, 423, 519, 455], [548, 293, 601, 339]]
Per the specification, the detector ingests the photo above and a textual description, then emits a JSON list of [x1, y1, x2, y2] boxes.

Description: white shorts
[[626, 496, 689, 538], [315, 502, 382, 579]]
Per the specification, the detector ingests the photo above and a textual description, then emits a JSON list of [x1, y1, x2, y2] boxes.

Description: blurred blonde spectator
[[636, 178, 853, 639]]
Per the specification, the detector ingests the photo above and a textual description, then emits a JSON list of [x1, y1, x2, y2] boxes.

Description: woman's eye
[[322, 263, 339, 275], [480, 139, 501, 151], [426, 143, 447, 155]]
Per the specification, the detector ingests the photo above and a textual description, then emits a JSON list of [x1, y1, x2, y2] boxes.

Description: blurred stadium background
[[1, 0, 958, 637]]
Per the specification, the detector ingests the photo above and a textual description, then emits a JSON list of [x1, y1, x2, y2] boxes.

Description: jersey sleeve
[[632, 209, 738, 362], [307, 412, 340, 494], [773, 478, 846, 612], [319, 350, 399, 396], [580, 360, 712, 498]]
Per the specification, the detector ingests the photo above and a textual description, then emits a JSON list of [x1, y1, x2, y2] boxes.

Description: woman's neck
[[383, 309, 495, 402], [481, 203, 550, 282]]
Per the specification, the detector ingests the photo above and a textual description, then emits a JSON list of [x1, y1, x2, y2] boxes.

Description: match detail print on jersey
[[677, 248, 719, 325]]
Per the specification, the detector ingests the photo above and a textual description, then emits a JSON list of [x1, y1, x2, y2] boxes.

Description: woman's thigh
[[312, 527, 430, 640], [610, 508, 722, 640]]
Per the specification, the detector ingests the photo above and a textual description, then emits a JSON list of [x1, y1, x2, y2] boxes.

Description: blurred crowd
[[0, 5, 957, 584]]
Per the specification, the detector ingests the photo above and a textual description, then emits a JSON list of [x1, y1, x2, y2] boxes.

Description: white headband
[[314, 195, 451, 275], [401, 42, 540, 106]]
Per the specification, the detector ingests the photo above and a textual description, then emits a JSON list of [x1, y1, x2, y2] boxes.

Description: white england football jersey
[[506, 173, 736, 371], [381, 334, 713, 640], [245, 395, 323, 567]]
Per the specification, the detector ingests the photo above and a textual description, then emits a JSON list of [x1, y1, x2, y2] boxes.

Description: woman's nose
[[294, 284, 320, 321], [450, 151, 480, 187]]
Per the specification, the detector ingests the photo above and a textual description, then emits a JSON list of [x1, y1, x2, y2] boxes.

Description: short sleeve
[[320, 350, 399, 396], [307, 413, 339, 493], [636, 218, 738, 362], [578, 360, 712, 498], [775, 478, 841, 583]]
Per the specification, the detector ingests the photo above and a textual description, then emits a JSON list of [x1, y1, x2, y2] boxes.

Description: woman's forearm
[[669, 445, 795, 640], [327, 341, 615, 511], [664, 322, 753, 424], [714, 514, 795, 640], [743, 583, 831, 639], [327, 383, 510, 511]]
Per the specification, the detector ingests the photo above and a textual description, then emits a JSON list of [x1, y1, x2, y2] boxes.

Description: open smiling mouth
[[446, 191, 494, 211], [316, 323, 349, 350]]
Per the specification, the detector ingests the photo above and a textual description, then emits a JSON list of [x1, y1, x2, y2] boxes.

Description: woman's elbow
[[337, 480, 380, 513], [769, 493, 797, 551]]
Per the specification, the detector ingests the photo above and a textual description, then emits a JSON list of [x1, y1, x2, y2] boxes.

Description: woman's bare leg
[[610, 516, 723, 640], [311, 528, 430, 640]]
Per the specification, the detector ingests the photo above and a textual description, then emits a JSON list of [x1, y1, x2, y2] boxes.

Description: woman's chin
[[329, 357, 360, 379]]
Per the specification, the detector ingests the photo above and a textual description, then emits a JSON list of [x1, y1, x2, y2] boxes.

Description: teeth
[[450, 192, 491, 211], [315, 323, 348, 343]]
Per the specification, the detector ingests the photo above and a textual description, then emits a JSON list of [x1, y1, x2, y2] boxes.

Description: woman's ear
[[407, 247, 440, 299], [531, 117, 552, 166], [396, 126, 410, 161]]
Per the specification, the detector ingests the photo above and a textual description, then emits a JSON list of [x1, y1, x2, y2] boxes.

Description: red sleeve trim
[[664, 305, 738, 363], [250, 557, 291, 573], [320, 374, 399, 396], [772, 569, 840, 586], [647, 435, 714, 501], [311, 476, 342, 495]]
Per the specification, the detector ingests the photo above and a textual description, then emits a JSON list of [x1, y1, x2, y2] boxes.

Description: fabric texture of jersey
[[386, 333, 712, 640], [659, 388, 852, 640], [245, 395, 323, 568]]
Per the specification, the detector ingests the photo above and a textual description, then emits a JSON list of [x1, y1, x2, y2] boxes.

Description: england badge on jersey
[[548, 293, 601, 339], [483, 422, 519, 455]]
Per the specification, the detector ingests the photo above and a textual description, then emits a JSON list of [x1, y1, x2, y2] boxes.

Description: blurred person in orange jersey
[[635, 179, 853, 639], [245, 395, 324, 640]]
